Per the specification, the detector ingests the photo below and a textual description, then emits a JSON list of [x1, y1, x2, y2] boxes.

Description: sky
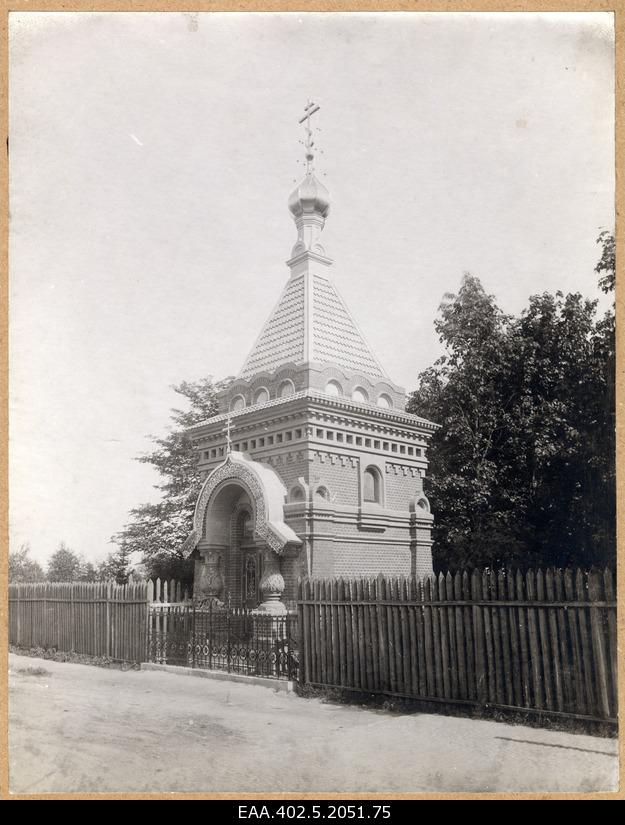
[[8, 11, 615, 567]]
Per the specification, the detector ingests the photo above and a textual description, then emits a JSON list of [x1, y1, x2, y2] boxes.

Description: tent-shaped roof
[[238, 270, 388, 382]]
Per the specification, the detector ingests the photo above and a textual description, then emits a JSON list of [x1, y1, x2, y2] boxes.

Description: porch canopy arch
[[181, 451, 300, 557]]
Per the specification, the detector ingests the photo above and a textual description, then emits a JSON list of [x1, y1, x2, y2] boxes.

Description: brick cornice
[[187, 389, 439, 436]]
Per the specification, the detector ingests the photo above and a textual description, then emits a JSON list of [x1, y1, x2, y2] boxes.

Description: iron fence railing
[[147, 602, 298, 681]]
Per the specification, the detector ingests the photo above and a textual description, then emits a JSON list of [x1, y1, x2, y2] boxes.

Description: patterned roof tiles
[[238, 271, 388, 382]]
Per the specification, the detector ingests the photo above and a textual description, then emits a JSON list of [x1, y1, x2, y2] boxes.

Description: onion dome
[[288, 173, 331, 219]]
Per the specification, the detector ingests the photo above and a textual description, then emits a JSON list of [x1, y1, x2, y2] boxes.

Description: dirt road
[[8, 653, 618, 794]]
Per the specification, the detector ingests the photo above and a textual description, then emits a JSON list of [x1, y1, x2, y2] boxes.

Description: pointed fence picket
[[147, 578, 190, 605], [297, 567, 617, 724], [9, 581, 149, 663]]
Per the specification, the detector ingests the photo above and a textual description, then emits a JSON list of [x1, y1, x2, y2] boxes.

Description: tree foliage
[[409, 233, 615, 572], [112, 377, 231, 584], [595, 229, 615, 294], [9, 543, 45, 583], [96, 544, 133, 585], [47, 542, 86, 582]]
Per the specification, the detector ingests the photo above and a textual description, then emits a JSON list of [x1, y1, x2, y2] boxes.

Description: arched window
[[253, 387, 270, 405], [377, 394, 393, 409], [290, 486, 305, 502], [363, 467, 382, 504], [237, 509, 254, 541], [352, 387, 369, 403], [245, 555, 258, 602], [324, 380, 342, 397], [230, 394, 246, 411], [279, 379, 295, 398], [315, 485, 331, 502]]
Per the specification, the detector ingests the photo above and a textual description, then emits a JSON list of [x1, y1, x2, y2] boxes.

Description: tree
[[9, 542, 45, 583], [112, 377, 231, 585], [595, 229, 615, 294], [408, 275, 522, 569], [77, 560, 98, 582], [97, 544, 133, 584], [47, 542, 82, 581], [409, 234, 616, 572]]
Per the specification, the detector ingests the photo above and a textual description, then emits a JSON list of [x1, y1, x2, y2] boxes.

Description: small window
[[355, 436, 363, 446], [290, 486, 305, 502], [374, 440, 380, 449], [316, 429, 324, 438], [238, 510, 254, 539], [377, 394, 393, 409], [286, 431, 292, 441], [336, 433, 344, 443], [230, 395, 246, 411], [258, 437, 265, 447], [324, 380, 342, 396], [346, 435, 353, 444], [295, 429, 302, 438], [315, 486, 331, 502], [254, 387, 270, 405], [365, 438, 371, 448], [364, 467, 382, 504], [327, 431, 334, 441], [408, 446, 414, 456], [277, 433, 283, 443], [352, 387, 369, 403], [279, 380, 295, 397], [383, 442, 389, 451]]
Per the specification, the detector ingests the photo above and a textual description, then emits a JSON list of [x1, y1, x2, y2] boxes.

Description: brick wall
[[309, 452, 359, 505], [311, 539, 413, 578], [280, 551, 306, 609], [270, 456, 308, 497], [383, 469, 424, 510]]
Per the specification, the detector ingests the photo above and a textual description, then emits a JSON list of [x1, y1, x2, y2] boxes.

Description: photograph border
[[0, 0, 622, 801]]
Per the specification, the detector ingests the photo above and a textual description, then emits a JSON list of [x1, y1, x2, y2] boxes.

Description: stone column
[[256, 548, 286, 615]]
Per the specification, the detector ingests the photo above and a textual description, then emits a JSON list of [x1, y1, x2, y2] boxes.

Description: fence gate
[[147, 603, 298, 681]]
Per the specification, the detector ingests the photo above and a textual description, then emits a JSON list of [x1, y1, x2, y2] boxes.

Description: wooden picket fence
[[297, 568, 618, 723], [147, 578, 191, 604], [9, 581, 149, 663]]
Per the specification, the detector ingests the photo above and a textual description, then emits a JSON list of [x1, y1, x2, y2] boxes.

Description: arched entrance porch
[[182, 452, 301, 613]]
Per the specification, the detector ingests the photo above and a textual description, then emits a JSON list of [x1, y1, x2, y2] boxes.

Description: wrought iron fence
[[147, 602, 299, 681]]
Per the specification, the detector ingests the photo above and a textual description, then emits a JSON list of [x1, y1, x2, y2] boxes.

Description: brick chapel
[[181, 103, 438, 613]]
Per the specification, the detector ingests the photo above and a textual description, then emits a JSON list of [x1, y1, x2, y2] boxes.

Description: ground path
[[8, 653, 618, 794]]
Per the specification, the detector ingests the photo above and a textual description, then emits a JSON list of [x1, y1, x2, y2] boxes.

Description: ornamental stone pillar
[[256, 548, 286, 615], [194, 548, 225, 603]]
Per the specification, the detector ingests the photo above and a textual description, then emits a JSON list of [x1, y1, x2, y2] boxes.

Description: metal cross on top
[[223, 416, 235, 454], [298, 99, 320, 174]]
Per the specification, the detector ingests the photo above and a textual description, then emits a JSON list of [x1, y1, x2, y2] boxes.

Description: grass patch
[[15, 666, 50, 677], [294, 683, 617, 738], [9, 645, 140, 671]]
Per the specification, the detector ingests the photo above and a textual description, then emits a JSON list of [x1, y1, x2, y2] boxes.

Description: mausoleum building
[[182, 104, 438, 613]]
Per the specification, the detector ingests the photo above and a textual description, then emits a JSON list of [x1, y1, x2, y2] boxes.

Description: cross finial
[[298, 99, 320, 175], [223, 416, 235, 454]]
